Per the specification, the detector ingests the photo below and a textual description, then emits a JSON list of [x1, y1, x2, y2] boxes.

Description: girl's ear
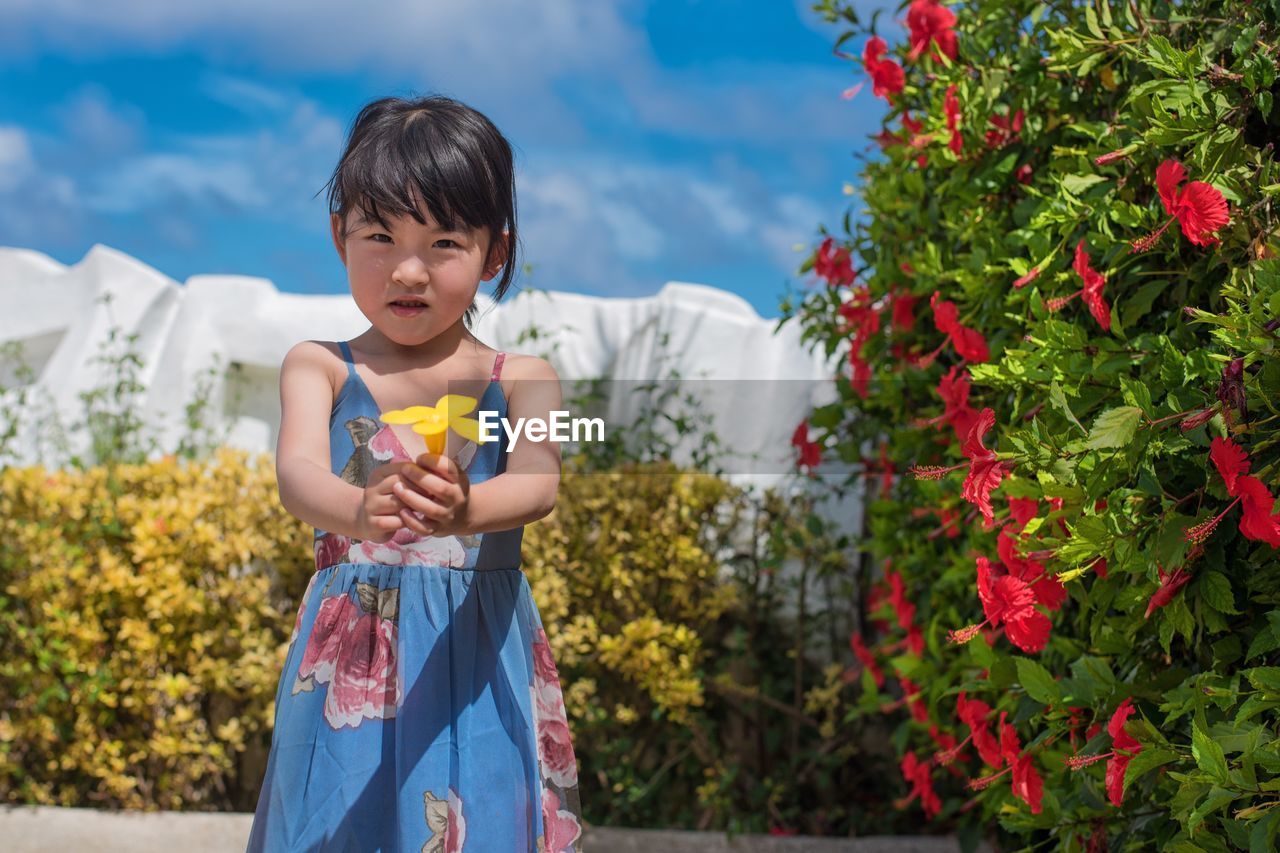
[[330, 213, 348, 266], [482, 229, 510, 281]]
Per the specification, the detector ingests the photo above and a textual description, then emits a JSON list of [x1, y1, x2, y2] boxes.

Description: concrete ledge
[[0, 805, 986, 852]]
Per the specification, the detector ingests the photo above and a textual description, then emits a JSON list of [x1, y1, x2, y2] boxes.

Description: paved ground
[[0, 805, 985, 851]]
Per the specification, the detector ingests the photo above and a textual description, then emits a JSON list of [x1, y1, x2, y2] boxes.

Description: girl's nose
[[392, 255, 430, 285]]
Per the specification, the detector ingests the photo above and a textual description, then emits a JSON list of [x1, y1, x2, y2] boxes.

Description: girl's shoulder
[[284, 339, 348, 401], [493, 351, 559, 404], [494, 350, 558, 380]]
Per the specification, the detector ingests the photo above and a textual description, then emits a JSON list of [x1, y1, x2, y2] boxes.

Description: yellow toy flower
[[379, 394, 486, 456]]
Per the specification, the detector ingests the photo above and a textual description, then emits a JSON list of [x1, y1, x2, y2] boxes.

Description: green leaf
[[1061, 173, 1109, 195], [1248, 625, 1280, 662], [1086, 406, 1143, 449], [1245, 667, 1280, 695], [1192, 714, 1230, 783], [1188, 786, 1237, 832], [1198, 571, 1240, 615], [1125, 746, 1178, 790], [1016, 657, 1062, 705], [1049, 380, 1086, 434]]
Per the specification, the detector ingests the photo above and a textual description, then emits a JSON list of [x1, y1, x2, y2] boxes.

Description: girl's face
[[330, 200, 507, 348]]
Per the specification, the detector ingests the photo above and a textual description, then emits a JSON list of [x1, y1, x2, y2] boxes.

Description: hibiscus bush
[[783, 0, 1280, 848]]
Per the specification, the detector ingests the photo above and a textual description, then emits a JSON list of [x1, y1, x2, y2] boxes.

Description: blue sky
[[0, 0, 895, 319]]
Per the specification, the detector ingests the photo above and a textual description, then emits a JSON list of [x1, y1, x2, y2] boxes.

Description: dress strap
[[337, 340, 358, 380], [490, 351, 506, 382]]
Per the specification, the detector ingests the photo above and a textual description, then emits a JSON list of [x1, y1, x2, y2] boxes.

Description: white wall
[[0, 242, 867, 652]]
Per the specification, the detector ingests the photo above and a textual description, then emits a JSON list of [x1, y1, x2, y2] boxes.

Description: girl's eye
[[369, 233, 392, 243], [436, 239, 457, 249]]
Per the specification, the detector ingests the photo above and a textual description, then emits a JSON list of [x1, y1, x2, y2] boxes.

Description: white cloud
[[0, 0, 858, 290], [49, 84, 145, 158], [0, 125, 83, 244], [0, 1, 647, 101], [514, 152, 830, 296], [760, 193, 827, 271], [0, 126, 35, 192], [83, 153, 267, 213], [198, 72, 293, 114]]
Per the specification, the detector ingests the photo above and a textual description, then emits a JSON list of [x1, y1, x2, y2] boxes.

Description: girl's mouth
[[390, 302, 426, 317]]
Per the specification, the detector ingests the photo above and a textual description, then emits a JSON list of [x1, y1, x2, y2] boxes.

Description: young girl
[[246, 95, 585, 853]]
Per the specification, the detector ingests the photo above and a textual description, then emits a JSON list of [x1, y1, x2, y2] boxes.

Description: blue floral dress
[[247, 341, 585, 853]]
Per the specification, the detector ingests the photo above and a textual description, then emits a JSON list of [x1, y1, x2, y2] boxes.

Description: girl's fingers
[[399, 507, 435, 536], [393, 480, 443, 519]]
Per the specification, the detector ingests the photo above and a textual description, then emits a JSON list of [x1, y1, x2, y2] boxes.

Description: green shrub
[[784, 0, 1280, 848]]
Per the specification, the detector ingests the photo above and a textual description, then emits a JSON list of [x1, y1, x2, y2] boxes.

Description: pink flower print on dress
[[325, 610, 400, 729], [422, 787, 467, 853], [369, 425, 401, 462], [292, 586, 402, 729], [314, 532, 353, 571], [294, 594, 357, 692], [530, 626, 579, 790], [541, 787, 583, 853], [349, 526, 467, 567]]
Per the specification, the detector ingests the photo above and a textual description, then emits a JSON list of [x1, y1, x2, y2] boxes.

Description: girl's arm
[[275, 341, 368, 539], [458, 354, 563, 534]]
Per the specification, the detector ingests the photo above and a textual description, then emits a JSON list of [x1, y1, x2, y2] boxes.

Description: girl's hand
[[394, 452, 471, 538], [356, 462, 415, 543]]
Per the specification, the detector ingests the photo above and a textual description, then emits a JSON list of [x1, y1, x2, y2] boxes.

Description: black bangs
[[321, 95, 519, 328]]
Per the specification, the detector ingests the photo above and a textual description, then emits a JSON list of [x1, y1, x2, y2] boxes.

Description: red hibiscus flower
[[919, 365, 977, 440], [985, 108, 1024, 148], [909, 406, 1006, 526], [1047, 240, 1110, 331], [867, 575, 894, 634], [814, 235, 856, 286], [1185, 436, 1280, 547], [906, 0, 959, 62], [1144, 561, 1193, 619], [1007, 497, 1039, 531], [1130, 159, 1230, 252], [899, 676, 931, 723], [839, 287, 882, 399], [1105, 699, 1143, 806], [998, 529, 1066, 611], [944, 84, 963, 155], [966, 711, 1043, 813], [1012, 265, 1041, 289], [876, 112, 931, 168], [947, 556, 1052, 653], [1094, 147, 1130, 166], [939, 366, 978, 441], [961, 408, 1005, 526], [925, 291, 989, 364], [953, 691, 1003, 768], [850, 633, 886, 687], [863, 36, 905, 102], [838, 286, 881, 338], [892, 289, 918, 332], [1010, 751, 1044, 814], [912, 364, 976, 439], [1069, 699, 1143, 807], [790, 419, 822, 473], [898, 751, 942, 818], [888, 568, 917, 631]]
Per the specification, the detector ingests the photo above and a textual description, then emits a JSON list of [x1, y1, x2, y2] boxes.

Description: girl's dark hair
[[321, 94, 519, 331]]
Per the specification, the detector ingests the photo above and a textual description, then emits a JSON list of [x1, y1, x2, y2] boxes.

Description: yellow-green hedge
[[0, 449, 753, 813]]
